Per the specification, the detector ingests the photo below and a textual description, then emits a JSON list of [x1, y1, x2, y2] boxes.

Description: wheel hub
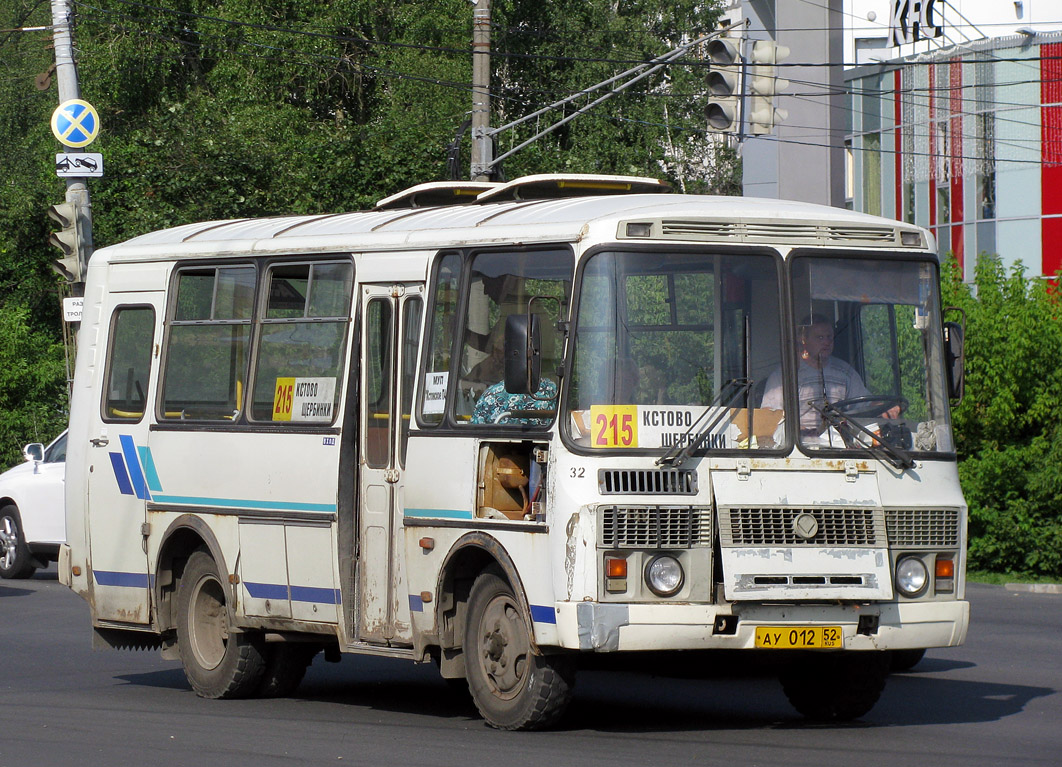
[[0, 520, 16, 568], [479, 594, 530, 699], [188, 575, 229, 670]]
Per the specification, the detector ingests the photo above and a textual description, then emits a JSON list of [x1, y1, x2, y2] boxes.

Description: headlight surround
[[895, 556, 930, 598], [644, 555, 684, 597]]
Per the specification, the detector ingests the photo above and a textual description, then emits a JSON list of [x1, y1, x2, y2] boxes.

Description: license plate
[[755, 626, 843, 649]]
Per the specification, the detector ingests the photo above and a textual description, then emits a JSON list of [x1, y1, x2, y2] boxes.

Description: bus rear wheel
[[176, 549, 264, 699], [465, 568, 574, 730], [257, 643, 318, 698], [780, 651, 889, 721]]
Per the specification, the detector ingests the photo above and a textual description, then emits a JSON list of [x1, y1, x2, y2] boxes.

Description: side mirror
[[23, 443, 45, 463], [504, 313, 541, 395], [943, 320, 965, 402]]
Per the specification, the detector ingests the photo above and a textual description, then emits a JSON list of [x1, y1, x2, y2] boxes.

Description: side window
[[399, 296, 423, 466], [458, 248, 572, 425], [161, 266, 254, 421], [45, 432, 68, 463], [103, 306, 156, 422], [419, 253, 461, 425], [250, 261, 353, 423], [364, 298, 393, 468]]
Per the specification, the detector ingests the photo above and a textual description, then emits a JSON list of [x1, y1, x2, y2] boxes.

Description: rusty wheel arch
[[432, 532, 537, 657], [154, 515, 229, 634]]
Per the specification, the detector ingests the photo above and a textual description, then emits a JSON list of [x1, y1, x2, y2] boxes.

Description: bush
[[943, 255, 1062, 578]]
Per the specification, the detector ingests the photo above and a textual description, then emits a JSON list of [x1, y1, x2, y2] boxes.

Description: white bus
[[61, 174, 969, 729]]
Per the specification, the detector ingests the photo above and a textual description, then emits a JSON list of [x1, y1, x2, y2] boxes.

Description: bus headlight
[[644, 555, 684, 597], [895, 556, 929, 598]]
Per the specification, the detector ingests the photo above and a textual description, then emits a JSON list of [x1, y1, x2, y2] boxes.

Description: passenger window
[[420, 253, 461, 425], [250, 261, 353, 423], [103, 306, 155, 422], [161, 266, 254, 421], [364, 298, 393, 468], [399, 296, 423, 466]]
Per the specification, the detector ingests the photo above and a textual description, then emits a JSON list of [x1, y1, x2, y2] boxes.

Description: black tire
[[0, 505, 37, 580], [257, 644, 318, 698], [890, 648, 926, 672], [176, 549, 264, 699], [780, 652, 890, 721], [465, 568, 575, 730]]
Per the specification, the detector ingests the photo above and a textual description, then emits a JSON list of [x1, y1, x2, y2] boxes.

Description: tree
[[942, 255, 1062, 577]]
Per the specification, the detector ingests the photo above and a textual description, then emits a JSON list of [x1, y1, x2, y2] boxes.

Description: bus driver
[[761, 314, 900, 436]]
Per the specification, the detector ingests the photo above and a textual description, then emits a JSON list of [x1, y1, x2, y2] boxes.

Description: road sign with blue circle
[[51, 99, 101, 148]]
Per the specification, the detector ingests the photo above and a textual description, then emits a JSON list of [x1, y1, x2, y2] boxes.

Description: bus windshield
[[782, 255, 953, 457], [565, 249, 785, 451]]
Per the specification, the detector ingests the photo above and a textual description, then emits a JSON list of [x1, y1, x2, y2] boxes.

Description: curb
[[1004, 583, 1062, 594]]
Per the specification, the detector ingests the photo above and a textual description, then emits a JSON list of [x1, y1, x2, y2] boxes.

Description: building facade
[[847, 33, 1062, 279]]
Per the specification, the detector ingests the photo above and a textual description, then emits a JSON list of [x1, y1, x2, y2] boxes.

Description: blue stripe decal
[[151, 495, 337, 513], [408, 594, 424, 612], [244, 582, 341, 604], [138, 446, 163, 493], [120, 434, 150, 501], [244, 581, 290, 600], [93, 570, 151, 588], [109, 453, 134, 496], [290, 585, 341, 605], [530, 604, 556, 624], [403, 508, 475, 520]]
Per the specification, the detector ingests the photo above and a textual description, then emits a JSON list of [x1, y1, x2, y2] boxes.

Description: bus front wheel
[[465, 568, 574, 730], [780, 651, 889, 721], [176, 549, 264, 699]]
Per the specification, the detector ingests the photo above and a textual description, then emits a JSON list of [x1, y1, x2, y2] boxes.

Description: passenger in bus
[[463, 273, 522, 385], [761, 314, 900, 434], [471, 378, 558, 425]]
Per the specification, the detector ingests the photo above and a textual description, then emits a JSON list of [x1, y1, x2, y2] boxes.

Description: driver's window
[[456, 248, 572, 426], [860, 304, 899, 394]]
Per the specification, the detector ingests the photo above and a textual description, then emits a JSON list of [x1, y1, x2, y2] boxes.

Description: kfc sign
[[891, 0, 944, 46]]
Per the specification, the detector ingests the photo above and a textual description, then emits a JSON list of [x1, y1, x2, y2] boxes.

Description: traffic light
[[705, 35, 743, 133], [748, 40, 790, 135], [47, 201, 83, 283]]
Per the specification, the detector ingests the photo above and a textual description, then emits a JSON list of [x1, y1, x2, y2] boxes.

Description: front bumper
[[547, 598, 969, 652]]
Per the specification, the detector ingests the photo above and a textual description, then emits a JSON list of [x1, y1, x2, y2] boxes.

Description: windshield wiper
[[806, 400, 915, 471], [656, 379, 752, 468]]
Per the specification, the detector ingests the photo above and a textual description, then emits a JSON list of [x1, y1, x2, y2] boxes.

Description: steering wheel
[[829, 394, 908, 419]]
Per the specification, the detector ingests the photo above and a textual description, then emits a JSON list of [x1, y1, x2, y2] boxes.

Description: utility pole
[[49, 0, 93, 391], [50, 0, 93, 284], [470, 0, 492, 181]]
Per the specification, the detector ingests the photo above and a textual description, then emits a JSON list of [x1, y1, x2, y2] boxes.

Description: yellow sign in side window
[[273, 377, 295, 421], [589, 405, 639, 448]]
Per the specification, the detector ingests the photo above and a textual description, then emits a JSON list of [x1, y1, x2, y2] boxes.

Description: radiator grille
[[886, 509, 960, 547], [600, 506, 711, 549], [598, 468, 697, 495], [720, 507, 885, 547]]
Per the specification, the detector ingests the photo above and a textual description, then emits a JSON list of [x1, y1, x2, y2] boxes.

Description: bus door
[[85, 290, 163, 626], [357, 284, 424, 644]]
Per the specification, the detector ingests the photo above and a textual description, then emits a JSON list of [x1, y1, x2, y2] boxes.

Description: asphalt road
[[2, 570, 1059, 767]]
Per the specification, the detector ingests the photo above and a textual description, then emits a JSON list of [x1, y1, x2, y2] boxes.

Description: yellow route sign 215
[[51, 99, 100, 148]]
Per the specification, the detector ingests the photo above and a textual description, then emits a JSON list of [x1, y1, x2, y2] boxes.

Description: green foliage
[[0, 305, 67, 468], [942, 254, 1062, 578]]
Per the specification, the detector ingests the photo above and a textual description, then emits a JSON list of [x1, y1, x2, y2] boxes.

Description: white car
[[0, 431, 67, 579]]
